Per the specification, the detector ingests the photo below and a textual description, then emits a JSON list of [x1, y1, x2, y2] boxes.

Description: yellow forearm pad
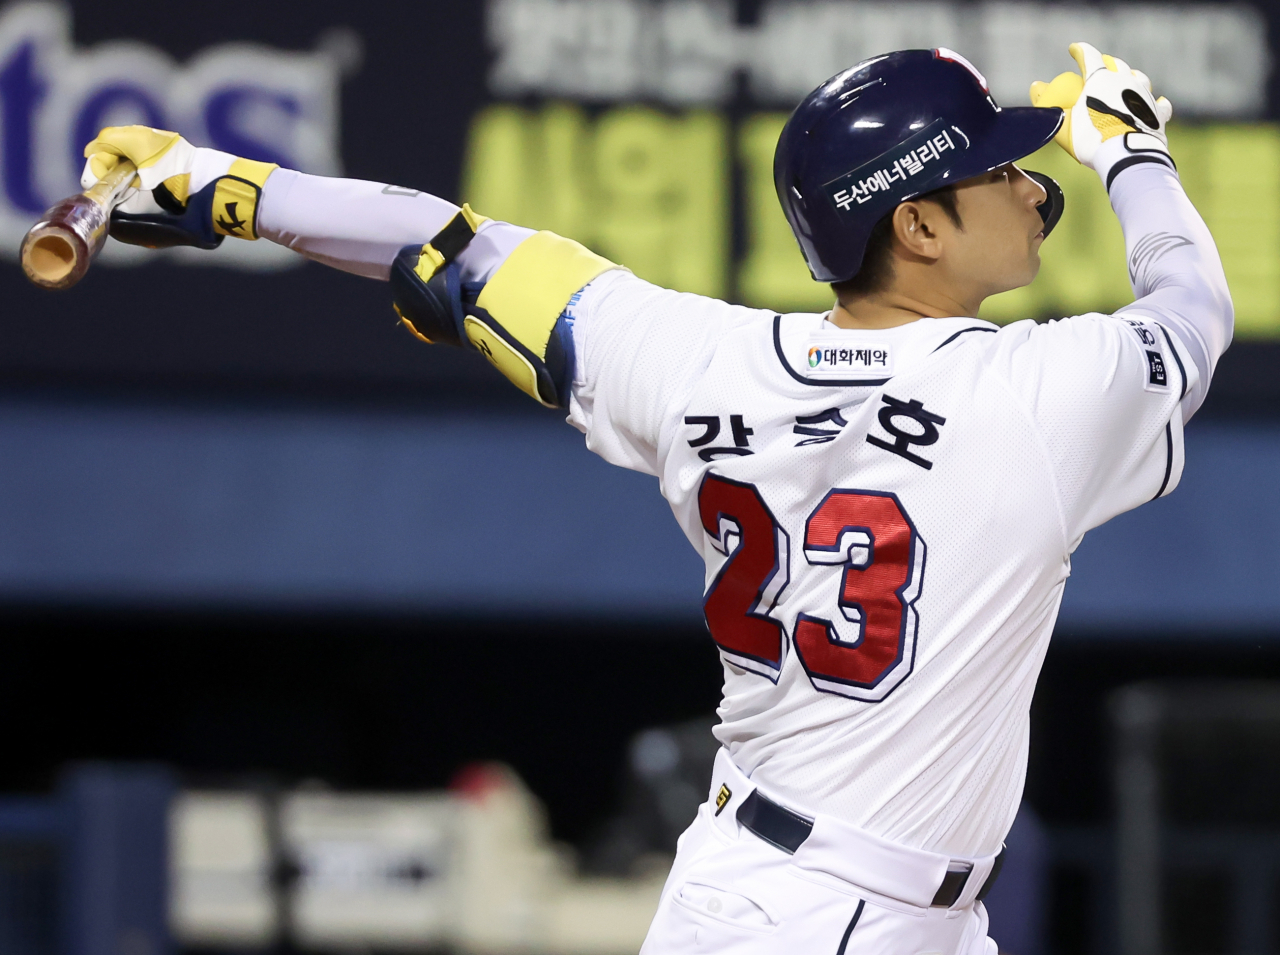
[[467, 231, 620, 405], [475, 231, 619, 355], [212, 158, 279, 240]]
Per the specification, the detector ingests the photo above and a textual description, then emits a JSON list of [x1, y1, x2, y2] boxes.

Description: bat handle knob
[[19, 159, 136, 290], [22, 222, 87, 289], [20, 194, 109, 290]]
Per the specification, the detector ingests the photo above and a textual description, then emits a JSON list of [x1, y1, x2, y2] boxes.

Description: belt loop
[[975, 846, 1006, 902], [953, 845, 1006, 910], [736, 789, 814, 855], [930, 863, 973, 907]]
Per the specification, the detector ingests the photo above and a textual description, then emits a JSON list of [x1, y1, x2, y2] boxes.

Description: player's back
[[667, 309, 1071, 860], [569, 271, 1192, 860]]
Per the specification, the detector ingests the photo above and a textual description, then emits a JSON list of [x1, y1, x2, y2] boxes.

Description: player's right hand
[[81, 125, 278, 250], [82, 125, 197, 210], [1030, 42, 1173, 175]]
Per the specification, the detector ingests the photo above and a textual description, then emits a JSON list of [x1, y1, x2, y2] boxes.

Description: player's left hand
[[1029, 42, 1173, 174]]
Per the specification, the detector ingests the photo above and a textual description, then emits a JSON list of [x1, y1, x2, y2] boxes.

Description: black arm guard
[[389, 212, 480, 346], [389, 210, 618, 409]]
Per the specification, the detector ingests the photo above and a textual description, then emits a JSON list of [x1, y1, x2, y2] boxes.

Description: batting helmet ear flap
[[1025, 170, 1065, 238]]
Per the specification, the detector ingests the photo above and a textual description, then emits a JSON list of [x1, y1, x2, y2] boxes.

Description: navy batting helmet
[[775, 49, 1065, 284]]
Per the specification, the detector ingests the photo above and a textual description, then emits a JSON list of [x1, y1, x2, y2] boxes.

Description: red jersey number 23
[[698, 475, 925, 703]]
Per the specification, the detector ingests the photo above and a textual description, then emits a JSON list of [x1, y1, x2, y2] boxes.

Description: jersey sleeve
[[566, 271, 776, 476], [1104, 152, 1232, 421], [994, 138, 1228, 545], [996, 312, 1198, 545]]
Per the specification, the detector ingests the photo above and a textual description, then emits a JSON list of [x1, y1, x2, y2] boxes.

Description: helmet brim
[[937, 107, 1064, 187]]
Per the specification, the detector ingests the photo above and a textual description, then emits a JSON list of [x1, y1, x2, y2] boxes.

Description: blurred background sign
[[485, 0, 1267, 113], [0, 1, 350, 270]]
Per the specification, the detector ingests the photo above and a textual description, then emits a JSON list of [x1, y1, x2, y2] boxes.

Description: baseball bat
[[19, 159, 138, 290]]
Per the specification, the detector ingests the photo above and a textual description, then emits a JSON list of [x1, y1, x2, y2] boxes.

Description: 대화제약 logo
[[804, 335, 895, 378], [0, 2, 356, 270]]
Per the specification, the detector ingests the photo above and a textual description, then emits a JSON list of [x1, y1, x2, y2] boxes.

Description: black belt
[[735, 789, 1006, 907]]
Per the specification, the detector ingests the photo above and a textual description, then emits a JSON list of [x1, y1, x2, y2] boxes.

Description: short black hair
[[830, 185, 963, 298]]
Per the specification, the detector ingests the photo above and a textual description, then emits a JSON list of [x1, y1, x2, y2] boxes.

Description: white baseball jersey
[[567, 271, 1195, 858]]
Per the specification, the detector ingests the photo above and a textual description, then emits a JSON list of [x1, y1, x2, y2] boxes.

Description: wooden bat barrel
[[20, 160, 138, 290]]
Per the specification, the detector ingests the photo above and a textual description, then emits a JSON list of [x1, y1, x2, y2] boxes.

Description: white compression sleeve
[[1104, 145, 1234, 419], [256, 168, 534, 283]]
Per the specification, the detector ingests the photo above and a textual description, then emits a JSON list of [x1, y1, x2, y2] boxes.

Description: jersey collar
[[772, 313, 1000, 387]]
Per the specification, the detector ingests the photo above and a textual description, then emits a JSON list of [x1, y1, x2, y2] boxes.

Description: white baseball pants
[[640, 750, 1000, 955]]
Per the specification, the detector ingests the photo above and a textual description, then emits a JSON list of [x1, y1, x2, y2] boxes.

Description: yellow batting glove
[[1030, 42, 1173, 181], [82, 125, 197, 207], [80, 125, 278, 250]]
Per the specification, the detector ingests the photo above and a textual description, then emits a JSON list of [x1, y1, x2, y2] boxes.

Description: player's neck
[[830, 289, 981, 330]]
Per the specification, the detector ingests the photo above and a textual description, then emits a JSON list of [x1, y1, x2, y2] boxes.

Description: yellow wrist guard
[[111, 157, 279, 251], [209, 158, 279, 240]]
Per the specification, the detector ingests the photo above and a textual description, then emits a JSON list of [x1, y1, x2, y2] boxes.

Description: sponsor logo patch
[[1146, 349, 1169, 390], [804, 336, 893, 378], [824, 119, 967, 213]]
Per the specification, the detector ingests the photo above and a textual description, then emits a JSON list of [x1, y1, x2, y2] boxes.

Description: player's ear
[[891, 202, 944, 262]]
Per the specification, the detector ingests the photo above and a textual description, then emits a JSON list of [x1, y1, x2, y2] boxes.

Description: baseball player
[[82, 43, 1230, 954]]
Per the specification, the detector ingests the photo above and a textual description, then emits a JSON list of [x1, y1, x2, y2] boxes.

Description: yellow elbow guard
[[392, 220, 619, 409], [467, 232, 618, 407]]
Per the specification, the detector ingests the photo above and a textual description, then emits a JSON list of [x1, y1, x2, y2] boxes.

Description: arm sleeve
[[566, 272, 777, 476], [998, 143, 1231, 543], [254, 169, 777, 471], [1108, 147, 1234, 420], [255, 168, 533, 283]]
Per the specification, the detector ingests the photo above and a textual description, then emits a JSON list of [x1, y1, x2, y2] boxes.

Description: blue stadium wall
[[0, 399, 1275, 635]]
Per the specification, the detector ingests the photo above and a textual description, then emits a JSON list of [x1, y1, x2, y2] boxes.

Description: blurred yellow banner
[[465, 106, 1279, 338], [464, 104, 729, 298]]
